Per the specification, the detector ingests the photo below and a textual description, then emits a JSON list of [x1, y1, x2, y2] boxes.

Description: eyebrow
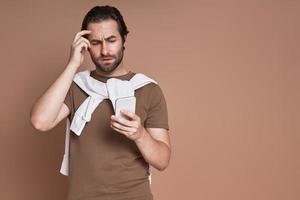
[[89, 35, 117, 42]]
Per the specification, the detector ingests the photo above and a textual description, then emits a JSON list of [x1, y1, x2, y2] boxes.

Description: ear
[[123, 41, 126, 50]]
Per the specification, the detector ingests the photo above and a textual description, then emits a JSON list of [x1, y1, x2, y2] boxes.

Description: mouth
[[101, 57, 114, 61]]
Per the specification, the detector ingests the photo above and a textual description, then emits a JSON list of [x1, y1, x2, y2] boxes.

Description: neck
[[94, 61, 129, 77]]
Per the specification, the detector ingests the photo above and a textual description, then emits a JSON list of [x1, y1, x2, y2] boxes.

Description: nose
[[101, 41, 108, 56]]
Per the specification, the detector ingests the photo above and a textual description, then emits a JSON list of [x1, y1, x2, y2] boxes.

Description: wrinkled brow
[[89, 35, 117, 42]]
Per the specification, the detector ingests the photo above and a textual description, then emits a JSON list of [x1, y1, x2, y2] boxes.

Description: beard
[[90, 47, 124, 73]]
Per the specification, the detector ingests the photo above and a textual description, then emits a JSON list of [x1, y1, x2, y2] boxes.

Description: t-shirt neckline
[[90, 70, 135, 83]]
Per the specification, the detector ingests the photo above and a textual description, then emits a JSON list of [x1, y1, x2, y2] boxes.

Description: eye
[[108, 39, 116, 43], [91, 42, 100, 45]]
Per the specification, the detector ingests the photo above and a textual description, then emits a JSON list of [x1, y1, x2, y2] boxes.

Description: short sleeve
[[144, 84, 169, 131], [63, 82, 74, 120]]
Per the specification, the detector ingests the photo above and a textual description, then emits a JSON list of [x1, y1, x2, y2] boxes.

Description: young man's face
[[87, 19, 125, 72]]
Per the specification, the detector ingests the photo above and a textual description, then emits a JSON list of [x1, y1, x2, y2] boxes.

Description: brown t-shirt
[[63, 70, 169, 200]]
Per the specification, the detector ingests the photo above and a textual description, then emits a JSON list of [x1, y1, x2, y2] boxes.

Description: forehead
[[87, 19, 120, 39]]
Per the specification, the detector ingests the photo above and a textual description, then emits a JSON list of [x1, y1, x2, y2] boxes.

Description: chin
[[96, 65, 118, 73]]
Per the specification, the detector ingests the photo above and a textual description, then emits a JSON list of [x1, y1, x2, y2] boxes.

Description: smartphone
[[115, 96, 136, 118]]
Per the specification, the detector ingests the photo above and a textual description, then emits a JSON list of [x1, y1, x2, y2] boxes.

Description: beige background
[[0, 0, 299, 199]]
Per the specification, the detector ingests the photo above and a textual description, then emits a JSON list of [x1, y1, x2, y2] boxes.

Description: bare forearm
[[134, 128, 171, 171], [30, 63, 77, 129]]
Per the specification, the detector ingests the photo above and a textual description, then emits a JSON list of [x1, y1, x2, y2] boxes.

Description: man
[[30, 5, 171, 200]]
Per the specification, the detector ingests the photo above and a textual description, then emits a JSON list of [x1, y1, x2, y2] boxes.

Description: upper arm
[[144, 84, 169, 130], [47, 103, 70, 130], [146, 127, 171, 149]]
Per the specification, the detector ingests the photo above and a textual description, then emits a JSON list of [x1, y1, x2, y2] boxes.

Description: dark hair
[[81, 5, 129, 43]]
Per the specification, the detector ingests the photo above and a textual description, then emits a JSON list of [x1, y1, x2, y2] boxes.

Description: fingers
[[111, 115, 138, 128], [72, 30, 91, 51], [67, 30, 92, 67], [73, 30, 92, 43], [120, 110, 139, 121], [74, 37, 91, 49], [110, 115, 138, 134], [111, 122, 136, 133], [72, 40, 88, 52], [110, 113, 143, 140]]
